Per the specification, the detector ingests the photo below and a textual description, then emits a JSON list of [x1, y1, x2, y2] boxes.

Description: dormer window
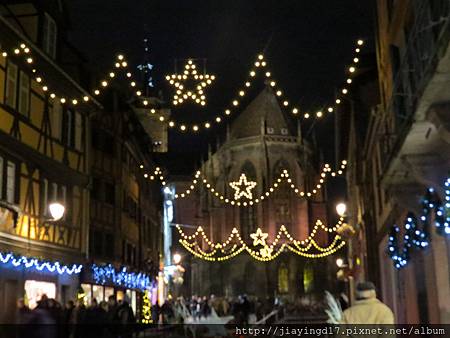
[[42, 13, 57, 59]]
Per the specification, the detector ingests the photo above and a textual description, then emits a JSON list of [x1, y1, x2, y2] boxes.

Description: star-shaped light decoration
[[250, 228, 269, 246], [165, 59, 215, 106], [229, 173, 257, 200], [259, 246, 273, 258]]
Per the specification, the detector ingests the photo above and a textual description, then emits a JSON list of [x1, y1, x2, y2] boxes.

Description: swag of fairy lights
[[176, 220, 346, 262], [92, 264, 151, 291], [387, 177, 450, 269], [172, 160, 347, 206], [0, 252, 82, 275], [1, 38, 366, 134]]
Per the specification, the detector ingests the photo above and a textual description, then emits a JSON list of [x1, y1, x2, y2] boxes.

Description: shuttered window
[[42, 13, 57, 59], [18, 71, 30, 116], [6, 161, 16, 204], [74, 112, 83, 151], [5, 62, 18, 108]]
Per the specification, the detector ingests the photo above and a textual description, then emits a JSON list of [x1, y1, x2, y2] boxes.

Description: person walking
[[340, 282, 394, 324]]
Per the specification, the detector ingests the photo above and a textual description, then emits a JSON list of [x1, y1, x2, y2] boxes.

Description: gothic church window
[[238, 161, 257, 241]]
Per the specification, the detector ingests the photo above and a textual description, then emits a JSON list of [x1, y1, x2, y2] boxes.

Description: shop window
[[81, 284, 92, 305], [25, 280, 56, 309], [92, 285, 104, 303], [105, 287, 114, 301]]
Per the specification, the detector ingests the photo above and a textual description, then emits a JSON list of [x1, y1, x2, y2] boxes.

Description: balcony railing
[[380, 0, 450, 173]]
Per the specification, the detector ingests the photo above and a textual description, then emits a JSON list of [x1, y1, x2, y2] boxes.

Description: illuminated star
[[229, 173, 257, 200], [259, 246, 273, 258], [250, 228, 269, 246], [165, 59, 215, 106]]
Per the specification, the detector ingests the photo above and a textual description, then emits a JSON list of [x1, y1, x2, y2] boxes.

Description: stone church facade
[[173, 87, 334, 299]]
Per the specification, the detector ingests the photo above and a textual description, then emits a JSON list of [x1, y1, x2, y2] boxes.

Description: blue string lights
[[92, 264, 151, 291], [388, 177, 450, 269], [0, 252, 82, 275]]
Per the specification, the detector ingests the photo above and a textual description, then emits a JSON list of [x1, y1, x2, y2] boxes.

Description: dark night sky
[[67, 0, 374, 176]]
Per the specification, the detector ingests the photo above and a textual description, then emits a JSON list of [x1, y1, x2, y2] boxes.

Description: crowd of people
[[15, 294, 136, 338], [154, 294, 282, 324]]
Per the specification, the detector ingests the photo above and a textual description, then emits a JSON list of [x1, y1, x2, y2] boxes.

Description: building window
[[5, 62, 18, 108], [62, 108, 75, 148], [0, 156, 20, 204], [278, 264, 289, 293], [18, 71, 30, 116], [42, 13, 57, 59], [74, 112, 83, 151], [51, 101, 62, 141]]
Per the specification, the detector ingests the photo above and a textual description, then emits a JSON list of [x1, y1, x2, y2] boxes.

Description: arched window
[[303, 263, 314, 293], [278, 263, 289, 293], [238, 161, 257, 241]]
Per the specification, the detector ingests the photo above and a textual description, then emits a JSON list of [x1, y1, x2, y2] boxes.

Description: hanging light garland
[[172, 160, 347, 206], [387, 178, 450, 269], [0, 252, 82, 275], [175, 219, 346, 262], [165, 59, 215, 106], [92, 264, 152, 292], [1, 38, 366, 134]]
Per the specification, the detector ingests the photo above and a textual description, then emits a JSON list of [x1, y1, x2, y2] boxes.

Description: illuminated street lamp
[[173, 253, 182, 265], [336, 258, 344, 268], [49, 202, 65, 221], [336, 202, 347, 217]]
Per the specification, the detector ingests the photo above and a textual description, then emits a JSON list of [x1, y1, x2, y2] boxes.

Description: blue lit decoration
[[388, 178, 450, 269], [92, 264, 151, 291], [0, 252, 82, 275], [137, 38, 154, 88]]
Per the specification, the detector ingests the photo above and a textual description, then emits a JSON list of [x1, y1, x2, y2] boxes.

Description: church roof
[[230, 86, 293, 139]]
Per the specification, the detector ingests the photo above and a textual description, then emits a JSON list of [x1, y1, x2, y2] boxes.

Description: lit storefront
[[0, 252, 82, 321], [81, 263, 153, 317]]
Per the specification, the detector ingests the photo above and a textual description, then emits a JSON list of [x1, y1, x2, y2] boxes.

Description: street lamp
[[336, 202, 347, 217], [336, 258, 344, 268], [173, 253, 182, 265], [49, 202, 65, 221]]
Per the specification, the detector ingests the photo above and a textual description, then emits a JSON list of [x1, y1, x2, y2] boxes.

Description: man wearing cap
[[340, 282, 394, 324]]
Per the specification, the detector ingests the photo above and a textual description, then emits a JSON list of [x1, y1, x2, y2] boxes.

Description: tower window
[[42, 13, 57, 59]]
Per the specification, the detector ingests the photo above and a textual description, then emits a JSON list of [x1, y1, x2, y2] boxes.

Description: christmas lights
[[0, 252, 82, 275], [1, 39, 365, 134], [173, 160, 347, 206], [176, 221, 345, 262], [166, 59, 215, 106], [229, 174, 257, 200], [92, 264, 151, 291], [387, 178, 450, 269], [141, 290, 152, 324]]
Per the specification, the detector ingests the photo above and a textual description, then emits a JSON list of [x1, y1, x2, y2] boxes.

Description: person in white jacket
[[340, 281, 394, 324]]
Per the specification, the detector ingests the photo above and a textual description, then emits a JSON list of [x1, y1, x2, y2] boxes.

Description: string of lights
[[144, 39, 366, 133], [175, 219, 346, 262], [0, 252, 82, 275], [91, 264, 151, 292], [388, 178, 450, 269], [2, 39, 366, 134], [172, 161, 347, 206]]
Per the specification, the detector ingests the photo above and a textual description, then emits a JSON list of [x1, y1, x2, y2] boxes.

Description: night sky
[[67, 0, 374, 177]]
